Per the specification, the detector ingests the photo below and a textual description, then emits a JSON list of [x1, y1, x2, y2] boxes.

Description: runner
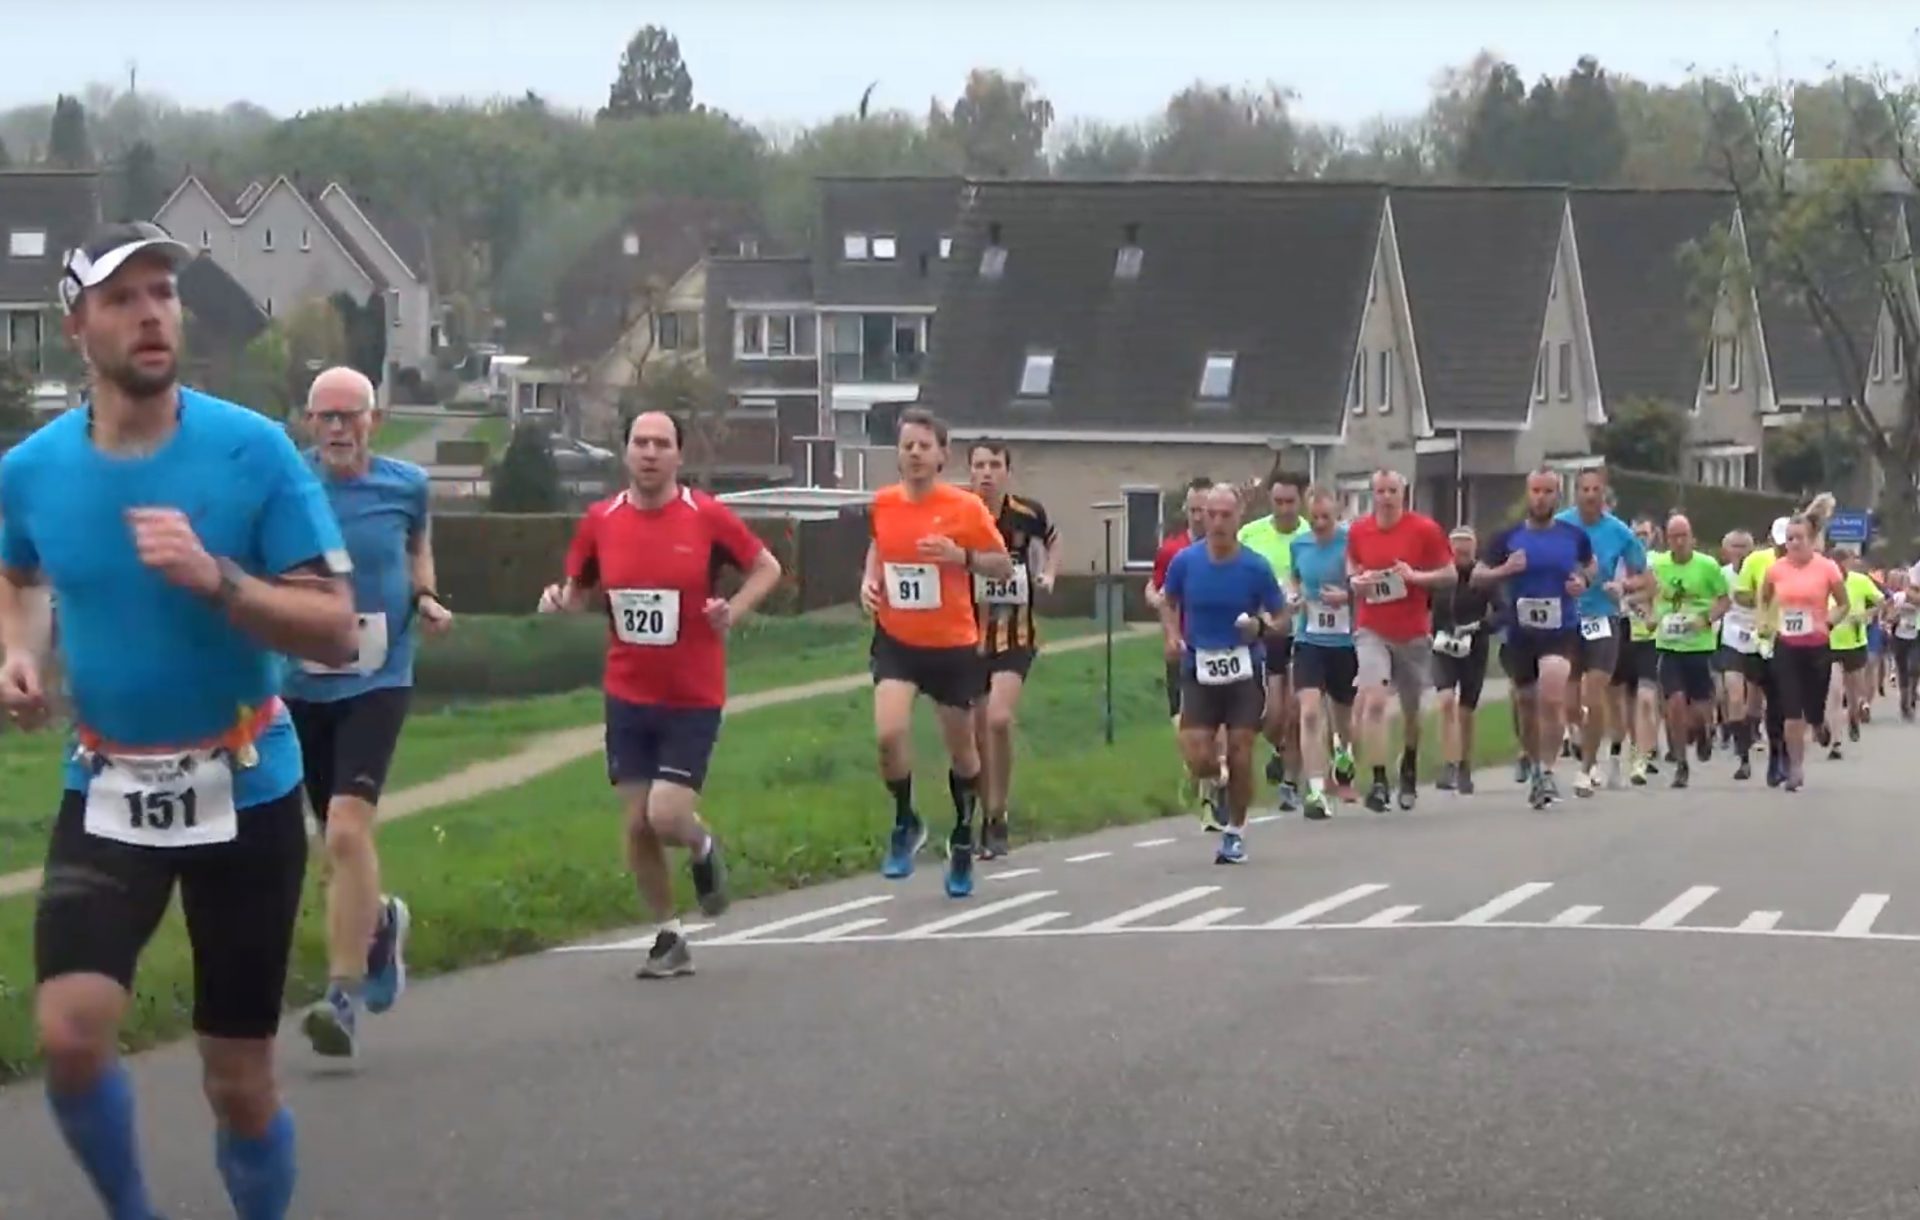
[[3, 222, 357, 1220], [1147, 477, 1228, 827], [1554, 468, 1650, 794], [1239, 471, 1311, 810], [1885, 567, 1919, 720], [1648, 515, 1730, 789], [539, 410, 780, 976], [858, 408, 1012, 898], [1759, 516, 1849, 792], [288, 366, 451, 1060], [1158, 484, 1286, 862], [1615, 516, 1666, 783], [1734, 518, 1791, 785], [1287, 486, 1358, 818], [1475, 469, 1594, 808], [1715, 530, 1765, 779], [1431, 526, 1497, 795], [1823, 547, 1884, 756], [965, 440, 1059, 860]]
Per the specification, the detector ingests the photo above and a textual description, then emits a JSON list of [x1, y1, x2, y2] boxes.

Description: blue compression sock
[[215, 1106, 298, 1220], [47, 1060, 153, 1220]]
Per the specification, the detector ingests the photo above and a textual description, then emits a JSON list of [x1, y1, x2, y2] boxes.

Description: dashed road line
[[1642, 886, 1719, 930], [1133, 837, 1177, 849], [1357, 904, 1421, 927], [1168, 906, 1244, 930], [1083, 886, 1219, 931], [897, 891, 1057, 939], [1456, 882, 1553, 925], [1064, 851, 1112, 864], [1265, 883, 1391, 928], [986, 868, 1041, 882], [700, 894, 893, 946], [1738, 910, 1782, 932], [1835, 893, 1890, 937], [797, 918, 888, 942], [1551, 905, 1603, 927]]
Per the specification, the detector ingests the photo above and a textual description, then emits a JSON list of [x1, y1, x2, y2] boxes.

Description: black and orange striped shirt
[[975, 493, 1057, 654]]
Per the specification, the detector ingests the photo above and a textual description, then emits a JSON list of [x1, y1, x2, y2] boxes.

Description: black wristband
[[414, 588, 443, 607]]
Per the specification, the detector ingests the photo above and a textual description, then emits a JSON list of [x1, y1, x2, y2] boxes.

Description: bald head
[[304, 365, 379, 474], [307, 365, 376, 413], [1201, 483, 1244, 545], [1666, 514, 1695, 557]]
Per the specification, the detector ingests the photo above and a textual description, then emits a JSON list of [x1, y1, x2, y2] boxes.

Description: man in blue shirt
[[288, 366, 453, 1062], [1287, 487, 1357, 820], [1475, 468, 1595, 809], [0, 223, 355, 1220], [1554, 467, 1650, 794], [1158, 484, 1285, 864]]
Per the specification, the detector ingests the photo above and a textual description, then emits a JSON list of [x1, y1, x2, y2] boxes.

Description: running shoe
[[690, 841, 731, 917], [1396, 773, 1418, 812], [1276, 781, 1300, 813], [882, 815, 927, 879], [1695, 730, 1712, 763], [302, 985, 359, 1059], [1573, 769, 1595, 798], [1528, 771, 1550, 810], [1671, 760, 1690, 789], [1436, 762, 1458, 792], [1514, 757, 1532, 785], [1848, 720, 1861, 744], [636, 929, 694, 979], [1629, 756, 1649, 786], [979, 817, 1012, 861], [1215, 830, 1247, 865], [1265, 755, 1286, 786], [363, 896, 411, 1014], [1827, 744, 1843, 762], [1539, 769, 1561, 805], [1303, 787, 1330, 820], [1332, 742, 1356, 785], [1733, 757, 1752, 781], [944, 827, 975, 898], [1364, 778, 1391, 813], [1766, 751, 1786, 788]]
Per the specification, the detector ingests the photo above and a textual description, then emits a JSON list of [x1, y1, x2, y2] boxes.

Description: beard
[[94, 346, 178, 399]]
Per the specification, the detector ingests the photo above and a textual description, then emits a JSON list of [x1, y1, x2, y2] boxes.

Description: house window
[[737, 314, 764, 355], [1350, 348, 1365, 413], [767, 314, 794, 356], [938, 234, 953, 259], [622, 232, 640, 257], [199, 229, 211, 251], [300, 227, 311, 252], [1337, 478, 1373, 520], [871, 234, 898, 260], [1198, 352, 1235, 402], [843, 232, 870, 261], [1724, 335, 1741, 390], [1897, 333, 1908, 380], [1535, 342, 1548, 402], [656, 312, 681, 350], [388, 288, 401, 327], [1871, 335, 1883, 381], [1115, 245, 1144, 280], [265, 296, 274, 317], [1376, 349, 1392, 412], [1703, 347, 1718, 392], [1018, 349, 1055, 397], [1123, 488, 1164, 568], [7, 229, 47, 258], [262, 227, 274, 252], [737, 236, 758, 256], [980, 245, 1007, 280], [1557, 342, 1572, 400]]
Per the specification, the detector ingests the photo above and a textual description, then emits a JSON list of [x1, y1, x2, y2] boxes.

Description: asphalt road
[[6, 711, 1920, 1219]]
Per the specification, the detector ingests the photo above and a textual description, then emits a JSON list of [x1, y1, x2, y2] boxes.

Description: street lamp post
[[1091, 499, 1123, 746]]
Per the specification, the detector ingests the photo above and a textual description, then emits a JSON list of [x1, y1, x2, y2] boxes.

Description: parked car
[[549, 435, 616, 477]]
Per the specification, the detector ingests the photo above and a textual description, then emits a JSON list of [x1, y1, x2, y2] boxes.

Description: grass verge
[[373, 415, 436, 454], [468, 415, 510, 456], [0, 636, 1514, 1082]]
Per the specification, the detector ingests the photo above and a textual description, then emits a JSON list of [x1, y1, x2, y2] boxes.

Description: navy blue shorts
[[605, 695, 724, 792]]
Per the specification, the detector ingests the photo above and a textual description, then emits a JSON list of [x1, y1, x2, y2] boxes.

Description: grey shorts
[[1355, 629, 1432, 709]]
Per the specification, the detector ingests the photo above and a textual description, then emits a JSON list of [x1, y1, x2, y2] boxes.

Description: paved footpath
[[6, 700, 1919, 1218]]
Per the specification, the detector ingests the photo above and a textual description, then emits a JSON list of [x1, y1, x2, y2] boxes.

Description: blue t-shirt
[[1484, 519, 1593, 636], [1162, 542, 1286, 655], [283, 454, 429, 703], [0, 390, 348, 808], [1554, 508, 1647, 621], [1290, 526, 1353, 647]]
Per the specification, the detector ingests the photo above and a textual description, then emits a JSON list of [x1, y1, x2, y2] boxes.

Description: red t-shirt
[[564, 487, 767, 708], [1346, 510, 1451, 641], [1152, 530, 1192, 587]]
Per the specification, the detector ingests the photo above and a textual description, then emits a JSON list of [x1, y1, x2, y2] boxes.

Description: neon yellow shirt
[[1829, 570, 1885, 651], [1627, 550, 1666, 641], [1238, 516, 1310, 584]]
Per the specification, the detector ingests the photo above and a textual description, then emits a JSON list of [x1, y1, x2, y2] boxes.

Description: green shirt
[[1238, 515, 1310, 584], [1829, 570, 1885, 651], [1650, 550, 1729, 653], [1626, 550, 1665, 641]]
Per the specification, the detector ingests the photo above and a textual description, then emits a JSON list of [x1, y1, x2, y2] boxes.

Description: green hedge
[[1610, 470, 1798, 543]]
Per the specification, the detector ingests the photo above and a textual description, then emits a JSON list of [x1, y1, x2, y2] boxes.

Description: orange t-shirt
[[1765, 554, 1844, 644], [870, 481, 1004, 649]]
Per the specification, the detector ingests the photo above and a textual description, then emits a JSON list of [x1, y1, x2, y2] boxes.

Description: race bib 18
[[975, 565, 1028, 607], [884, 563, 941, 611], [1579, 615, 1612, 641], [609, 588, 681, 646], [83, 750, 239, 849], [1362, 571, 1408, 604], [300, 612, 390, 676], [1516, 597, 1563, 631], [1194, 645, 1253, 686], [1306, 602, 1351, 635]]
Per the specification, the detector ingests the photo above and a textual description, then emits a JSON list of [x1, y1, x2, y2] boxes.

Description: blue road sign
[[1827, 510, 1870, 545]]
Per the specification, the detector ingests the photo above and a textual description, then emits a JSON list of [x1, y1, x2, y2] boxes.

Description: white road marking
[[1083, 887, 1220, 931], [896, 891, 1057, 939], [698, 895, 893, 945], [797, 918, 888, 942], [1357, 904, 1421, 927], [1064, 852, 1111, 863], [986, 868, 1041, 882], [1455, 882, 1554, 925], [1835, 893, 1891, 937], [1133, 837, 1177, 848], [1641, 886, 1719, 930], [1739, 910, 1783, 932], [1248, 814, 1282, 825], [553, 923, 713, 953], [1168, 906, 1244, 930], [1551, 905, 1603, 927], [1264, 884, 1391, 928], [988, 911, 1072, 935]]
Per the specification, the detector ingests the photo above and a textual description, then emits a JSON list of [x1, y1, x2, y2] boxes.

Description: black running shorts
[[1657, 650, 1716, 703], [1769, 642, 1832, 725], [870, 628, 983, 710], [1291, 642, 1358, 706], [288, 686, 412, 820], [605, 695, 725, 791]]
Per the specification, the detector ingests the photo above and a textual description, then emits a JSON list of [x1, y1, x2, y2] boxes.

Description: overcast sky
[[3, 0, 1915, 129]]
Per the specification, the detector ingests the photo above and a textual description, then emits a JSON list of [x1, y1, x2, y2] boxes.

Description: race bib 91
[[884, 563, 941, 610], [609, 589, 681, 646], [83, 750, 239, 849], [1194, 645, 1253, 685]]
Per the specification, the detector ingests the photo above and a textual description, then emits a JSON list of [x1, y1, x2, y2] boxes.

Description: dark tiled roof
[[813, 177, 963, 307], [706, 254, 813, 304], [1570, 188, 1732, 409], [0, 169, 100, 306], [549, 197, 766, 365], [920, 179, 1383, 439], [703, 256, 818, 389], [178, 256, 268, 347], [1392, 186, 1566, 426], [1748, 197, 1898, 401]]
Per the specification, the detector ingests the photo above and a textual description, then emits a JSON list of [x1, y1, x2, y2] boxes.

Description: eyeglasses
[[308, 410, 369, 428]]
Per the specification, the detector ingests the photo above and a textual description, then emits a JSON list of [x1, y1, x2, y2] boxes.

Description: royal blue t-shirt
[[1162, 542, 1286, 654], [283, 454, 429, 703], [0, 390, 348, 808], [1290, 526, 1353, 647], [1554, 507, 1646, 621], [1484, 519, 1593, 636]]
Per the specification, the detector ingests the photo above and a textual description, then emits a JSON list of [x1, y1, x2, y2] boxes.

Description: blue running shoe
[[882, 815, 926, 879], [363, 896, 410, 1014], [944, 830, 975, 898], [302, 984, 358, 1059], [1215, 831, 1247, 865]]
